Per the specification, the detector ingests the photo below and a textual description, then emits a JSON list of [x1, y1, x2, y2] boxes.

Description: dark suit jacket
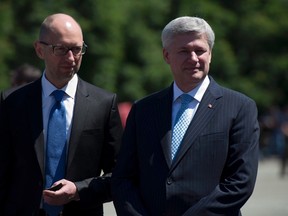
[[112, 76, 259, 216], [0, 77, 123, 216], [0, 84, 29, 103]]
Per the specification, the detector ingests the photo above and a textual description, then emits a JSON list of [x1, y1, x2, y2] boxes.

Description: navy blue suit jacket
[[0, 77, 123, 216], [112, 76, 259, 216]]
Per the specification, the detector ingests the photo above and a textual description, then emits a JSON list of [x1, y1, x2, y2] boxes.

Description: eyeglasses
[[39, 41, 88, 56]]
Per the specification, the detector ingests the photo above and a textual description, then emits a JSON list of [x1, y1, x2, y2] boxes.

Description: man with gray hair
[[112, 16, 259, 216]]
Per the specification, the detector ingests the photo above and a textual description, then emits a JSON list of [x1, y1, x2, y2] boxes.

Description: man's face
[[42, 38, 83, 84], [34, 19, 84, 88], [163, 33, 212, 92]]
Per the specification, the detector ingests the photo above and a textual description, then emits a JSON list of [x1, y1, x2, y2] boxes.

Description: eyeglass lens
[[40, 41, 87, 56]]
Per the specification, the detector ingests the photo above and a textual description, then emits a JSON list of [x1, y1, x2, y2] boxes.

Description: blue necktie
[[44, 90, 66, 216], [171, 94, 193, 159]]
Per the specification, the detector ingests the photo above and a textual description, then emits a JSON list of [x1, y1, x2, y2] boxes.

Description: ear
[[34, 41, 45, 59], [209, 50, 212, 63], [162, 48, 170, 64]]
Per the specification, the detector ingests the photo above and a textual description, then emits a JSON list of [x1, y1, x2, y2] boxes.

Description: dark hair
[[11, 64, 41, 87]]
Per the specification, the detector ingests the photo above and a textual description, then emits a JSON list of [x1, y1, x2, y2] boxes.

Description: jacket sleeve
[[0, 98, 12, 214], [74, 93, 123, 206], [111, 105, 150, 216]]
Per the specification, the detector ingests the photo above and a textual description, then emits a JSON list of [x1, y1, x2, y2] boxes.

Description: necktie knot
[[180, 94, 193, 105], [52, 90, 65, 102], [174, 94, 193, 125]]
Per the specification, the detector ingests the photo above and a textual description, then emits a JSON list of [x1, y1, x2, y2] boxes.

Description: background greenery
[[0, 0, 288, 115]]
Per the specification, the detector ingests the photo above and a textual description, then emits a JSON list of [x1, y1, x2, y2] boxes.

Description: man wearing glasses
[[0, 13, 123, 216]]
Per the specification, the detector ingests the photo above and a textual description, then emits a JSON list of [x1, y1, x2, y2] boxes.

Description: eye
[[71, 47, 82, 54], [194, 49, 206, 56], [178, 49, 189, 54], [54, 46, 67, 53]]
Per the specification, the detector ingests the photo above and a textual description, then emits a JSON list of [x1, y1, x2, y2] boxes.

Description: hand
[[43, 179, 80, 205]]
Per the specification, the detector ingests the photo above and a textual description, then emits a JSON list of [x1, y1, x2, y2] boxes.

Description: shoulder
[[207, 79, 257, 109], [77, 78, 118, 103], [0, 80, 41, 116], [209, 76, 256, 104], [78, 78, 116, 96], [135, 85, 172, 106], [2, 80, 41, 104], [125, 86, 173, 119], [220, 86, 256, 107]]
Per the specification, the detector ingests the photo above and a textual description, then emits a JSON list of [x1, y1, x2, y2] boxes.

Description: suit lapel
[[33, 78, 89, 178], [170, 77, 223, 170], [159, 86, 173, 167], [31, 79, 45, 178], [67, 79, 89, 170], [34, 131, 45, 178]]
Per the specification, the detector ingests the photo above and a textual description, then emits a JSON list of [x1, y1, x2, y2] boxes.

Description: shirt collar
[[42, 71, 78, 99], [173, 75, 210, 103]]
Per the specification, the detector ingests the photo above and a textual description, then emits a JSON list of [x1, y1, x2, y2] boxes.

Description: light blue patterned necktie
[[171, 94, 193, 160], [44, 90, 66, 216]]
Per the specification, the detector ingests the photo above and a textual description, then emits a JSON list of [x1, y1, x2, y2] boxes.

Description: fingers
[[43, 179, 77, 205]]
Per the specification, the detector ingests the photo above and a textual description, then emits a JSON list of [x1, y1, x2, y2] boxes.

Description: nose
[[190, 51, 199, 61], [66, 50, 76, 61]]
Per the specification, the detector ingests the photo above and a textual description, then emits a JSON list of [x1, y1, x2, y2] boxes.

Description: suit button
[[167, 177, 173, 185]]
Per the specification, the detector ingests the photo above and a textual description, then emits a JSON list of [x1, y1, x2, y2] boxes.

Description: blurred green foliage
[[0, 0, 287, 114]]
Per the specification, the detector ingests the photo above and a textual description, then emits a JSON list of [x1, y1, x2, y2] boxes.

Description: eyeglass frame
[[39, 41, 88, 56]]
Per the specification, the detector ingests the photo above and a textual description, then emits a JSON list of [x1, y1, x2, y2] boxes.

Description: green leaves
[[0, 0, 287, 112]]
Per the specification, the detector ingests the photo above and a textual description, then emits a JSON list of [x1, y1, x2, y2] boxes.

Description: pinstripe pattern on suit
[[112, 76, 259, 216]]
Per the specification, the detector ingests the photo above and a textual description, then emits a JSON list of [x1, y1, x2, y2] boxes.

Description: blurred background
[[0, 0, 287, 214]]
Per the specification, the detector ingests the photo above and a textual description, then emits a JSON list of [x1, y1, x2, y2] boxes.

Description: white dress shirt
[[41, 72, 78, 152], [172, 75, 210, 127]]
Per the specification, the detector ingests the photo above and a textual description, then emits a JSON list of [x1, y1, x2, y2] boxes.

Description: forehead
[[171, 33, 209, 49], [43, 20, 83, 44]]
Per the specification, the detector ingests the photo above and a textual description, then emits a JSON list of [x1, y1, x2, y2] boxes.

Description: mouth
[[184, 67, 200, 73], [62, 65, 75, 70]]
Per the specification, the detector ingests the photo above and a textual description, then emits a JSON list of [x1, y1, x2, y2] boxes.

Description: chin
[[68, 68, 77, 75], [190, 73, 204, 80]]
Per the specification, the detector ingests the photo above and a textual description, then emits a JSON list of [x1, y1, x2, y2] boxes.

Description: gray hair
[[161, 16, 215, 50]]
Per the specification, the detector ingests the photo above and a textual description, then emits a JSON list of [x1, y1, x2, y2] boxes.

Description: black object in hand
[[47, 183, 63, 191]]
